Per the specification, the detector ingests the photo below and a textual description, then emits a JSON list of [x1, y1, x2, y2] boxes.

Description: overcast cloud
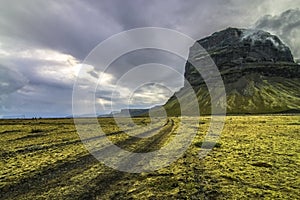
[[255, 8, 300, 60], [0, 0, 299, 117]]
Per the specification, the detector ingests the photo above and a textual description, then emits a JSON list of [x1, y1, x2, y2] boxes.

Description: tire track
[[76, 118, 178, 199], [1, 118, 172, 200]]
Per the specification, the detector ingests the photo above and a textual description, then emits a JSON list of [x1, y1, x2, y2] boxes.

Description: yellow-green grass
[[0, 115, 299, 199]]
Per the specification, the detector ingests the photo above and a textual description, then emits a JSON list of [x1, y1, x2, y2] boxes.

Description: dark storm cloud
[[104, 49, 186, 84], [0, 0, 263, 59], [0, 0, 192, 59], [255, 8, 300, 59], [0, 0, 122, 59]]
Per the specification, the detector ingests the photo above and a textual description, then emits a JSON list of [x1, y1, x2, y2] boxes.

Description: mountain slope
[[162, 28, 300, 115]]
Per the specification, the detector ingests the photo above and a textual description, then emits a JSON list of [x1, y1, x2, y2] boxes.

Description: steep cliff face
[[184, 27, 297, 86], [163, 28, 300, 115], [199, 27, 293, 64]]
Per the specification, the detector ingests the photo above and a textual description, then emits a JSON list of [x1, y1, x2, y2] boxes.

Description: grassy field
[[0, 115, 299, 199]]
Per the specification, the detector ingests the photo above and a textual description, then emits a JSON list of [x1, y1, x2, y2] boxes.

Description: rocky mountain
[[162, 27, 300, 115]]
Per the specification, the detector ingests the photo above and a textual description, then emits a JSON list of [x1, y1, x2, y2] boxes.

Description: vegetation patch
[[30, 128, 44, 133], [194, 141, 222, 149], [0, 115, 299, 199], [251, 162, 273, 168]]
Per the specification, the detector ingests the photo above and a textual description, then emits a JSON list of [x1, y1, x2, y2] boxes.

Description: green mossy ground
[[163, 77, 300, 116], [0, 116, 299, 199]]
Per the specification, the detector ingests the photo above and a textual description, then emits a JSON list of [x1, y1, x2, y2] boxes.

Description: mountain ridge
[[161, 27, 300, 115]]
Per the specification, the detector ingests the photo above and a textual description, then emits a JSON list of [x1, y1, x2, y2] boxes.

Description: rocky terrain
[[163, 27, 300, 114]]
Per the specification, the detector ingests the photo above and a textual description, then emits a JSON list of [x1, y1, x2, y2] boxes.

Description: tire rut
[[77, 118, 178, 199], [2, 119, 172, 199]]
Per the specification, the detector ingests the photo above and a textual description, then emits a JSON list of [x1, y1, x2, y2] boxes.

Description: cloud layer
[[0, 0, 299, 117], [255, 8, 300, 60]]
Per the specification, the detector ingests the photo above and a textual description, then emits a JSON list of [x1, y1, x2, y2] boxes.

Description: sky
[[0, 0, 299, 118]]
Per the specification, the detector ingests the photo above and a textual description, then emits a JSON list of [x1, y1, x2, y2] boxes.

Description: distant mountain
[[98, 109, 150, 117], [161, 27, 300, 115]]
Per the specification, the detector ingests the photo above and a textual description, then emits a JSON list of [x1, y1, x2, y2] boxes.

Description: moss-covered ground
[[0, 115, 299, 199]]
